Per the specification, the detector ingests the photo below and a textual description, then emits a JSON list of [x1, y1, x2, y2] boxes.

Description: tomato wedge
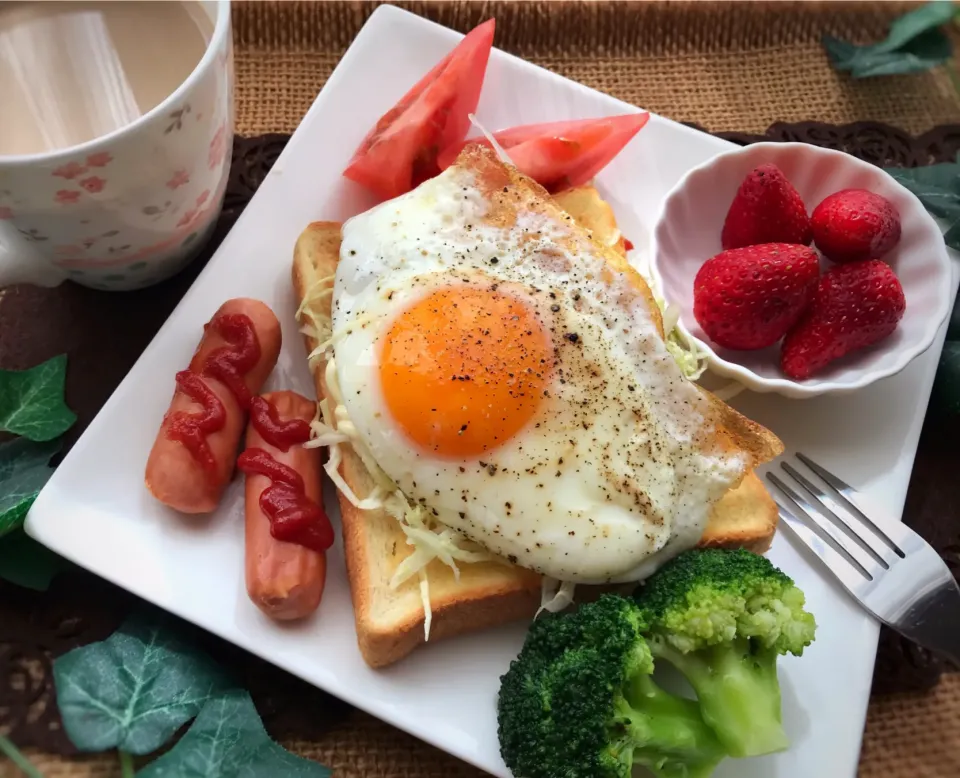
[[437, 113, 650, 193], [343, 19, 496, 200]]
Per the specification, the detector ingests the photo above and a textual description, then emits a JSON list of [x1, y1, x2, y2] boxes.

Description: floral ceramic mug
[[0, 1, 233, 292]]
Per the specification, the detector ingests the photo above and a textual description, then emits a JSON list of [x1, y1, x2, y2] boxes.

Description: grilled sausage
[[239, 390, 329, 620], [145, 298, 282, 513]]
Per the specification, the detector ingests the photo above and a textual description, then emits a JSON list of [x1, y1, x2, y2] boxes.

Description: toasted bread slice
[[552, 186, 628, 256], [293, 220, 777, 666], [701, 470, 777, 553], [293, 154, 780, 668]]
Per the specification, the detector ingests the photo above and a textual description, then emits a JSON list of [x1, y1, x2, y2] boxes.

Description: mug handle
[[0, 224, 67, 288]]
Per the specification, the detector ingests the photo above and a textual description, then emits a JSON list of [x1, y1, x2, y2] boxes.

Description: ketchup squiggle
[[166, 312, 261, 474], [237, 447, 334, 553]]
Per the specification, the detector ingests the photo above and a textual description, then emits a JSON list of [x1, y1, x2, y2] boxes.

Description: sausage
[[241, 390, 327, 620], [145, 298, 282, 514]]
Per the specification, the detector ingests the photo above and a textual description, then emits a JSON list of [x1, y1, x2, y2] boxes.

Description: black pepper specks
[[346, 193, 718, 581]]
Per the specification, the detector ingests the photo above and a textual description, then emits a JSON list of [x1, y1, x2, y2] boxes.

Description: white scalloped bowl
[[649, 141, 954, 398]]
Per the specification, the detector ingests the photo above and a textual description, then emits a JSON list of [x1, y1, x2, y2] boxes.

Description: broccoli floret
[[498, 594, 727, 778], [634, 548, 817, 758]]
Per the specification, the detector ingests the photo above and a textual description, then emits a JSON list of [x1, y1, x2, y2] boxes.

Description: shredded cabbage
[[537, 577, 577, 617], [652, 294, 708, 381], [468, 113, 514, 166], [650, 291, 746, 396], [304, 400, 349, 447], [297, 275, 334, 328], [419, 571, 432, 640], [296, 274, 335, 362]]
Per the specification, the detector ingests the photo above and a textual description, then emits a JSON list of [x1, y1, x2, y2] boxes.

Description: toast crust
[[293, 153, 781, 668]]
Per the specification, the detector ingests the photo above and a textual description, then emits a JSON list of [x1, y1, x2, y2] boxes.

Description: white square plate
[[26, 6, 959, 777]]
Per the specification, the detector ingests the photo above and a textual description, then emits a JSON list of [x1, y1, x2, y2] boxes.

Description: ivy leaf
[[0, 355, 77, 442], [137, 689, 331, 778], [822, 35, 858, 67], [823, 1, 957, 77], [871, 1, 959, 53], [886, 161, 960, 251], [0, 529, 65, 590], [0, 437, 61, 538], [54, 610, 232, 755], [837, 30, 952, 78], [887, 162, 960, 219], [944, 220, 960, 253]]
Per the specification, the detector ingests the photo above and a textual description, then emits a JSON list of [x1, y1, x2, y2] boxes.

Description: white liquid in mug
[[0, 1, 212, 156]]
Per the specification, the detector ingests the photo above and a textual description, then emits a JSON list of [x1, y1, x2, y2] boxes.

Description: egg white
[[330, 163, 745, 584]]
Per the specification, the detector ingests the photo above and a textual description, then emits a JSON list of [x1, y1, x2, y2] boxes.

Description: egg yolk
[[379, 286, 552, 458]]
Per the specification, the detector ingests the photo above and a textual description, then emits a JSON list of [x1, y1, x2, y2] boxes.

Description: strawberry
[[721, 164, 812, 250], [693, 243, 820, 350], [781, 259, 906, 379], [811, 188, 901, 263]]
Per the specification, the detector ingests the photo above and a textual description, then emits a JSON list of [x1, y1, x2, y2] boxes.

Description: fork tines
[[766, 453, 905, 584], [764, 450, 933, 598], [764, 452, 960, 666]]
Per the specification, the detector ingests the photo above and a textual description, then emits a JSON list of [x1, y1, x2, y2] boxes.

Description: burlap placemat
[[232, 0, 960, 137], [4, 2, 960, 777]]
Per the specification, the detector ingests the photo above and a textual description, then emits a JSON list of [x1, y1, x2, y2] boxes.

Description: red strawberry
[[693, 243, 820, 350], [721, 164, 812, 250], [811, 189, 901, 263], [781, 259, 905, 379]]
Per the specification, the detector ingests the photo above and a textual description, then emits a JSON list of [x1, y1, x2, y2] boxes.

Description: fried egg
[[330, 146, 759, 584]]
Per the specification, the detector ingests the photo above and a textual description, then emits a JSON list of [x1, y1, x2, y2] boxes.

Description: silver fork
[[766, 453, 960, 666]]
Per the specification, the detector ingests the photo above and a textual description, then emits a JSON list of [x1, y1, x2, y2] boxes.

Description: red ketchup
[[238, 397, 334, 553], [248, 396, 312, 451], [166, 313, 261, 473]]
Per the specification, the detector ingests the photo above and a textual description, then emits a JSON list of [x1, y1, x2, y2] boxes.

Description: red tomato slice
[[343, 19, 496, 200], [437, 113, 650, 192]]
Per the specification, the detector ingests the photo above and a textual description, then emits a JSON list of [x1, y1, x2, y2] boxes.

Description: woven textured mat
[[232, 0, 960, 137], [4, 2, 960, 777]]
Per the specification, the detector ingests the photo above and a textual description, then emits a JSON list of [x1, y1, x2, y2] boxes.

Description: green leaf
[[822, 35, 857, 66], [871, 1, 958, 54], [849, 30, 953, 77], [885, 162, 960, 250], [137, 689, 331, 778], [823, 2, 958, 78], [943, 218, 960, 252], [120, 750, 136, 778], [0, 355, 77, 441], [0, 437, 61, 538], [54, 610, 232, 755], [887, 163, 960, 219], [0, 733, 44, 778], [0, 528, 65, 590]]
